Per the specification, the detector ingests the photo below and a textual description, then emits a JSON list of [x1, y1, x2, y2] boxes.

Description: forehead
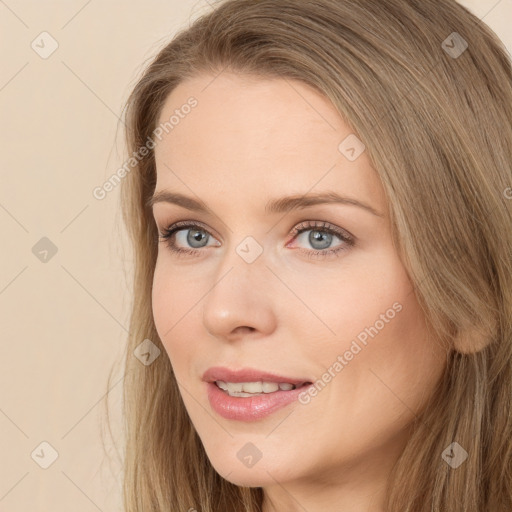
[[153, 72, 385, 214], [156, 72, 346, 154]]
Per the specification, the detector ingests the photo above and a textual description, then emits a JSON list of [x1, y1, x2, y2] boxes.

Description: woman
[[113, 0, 512, 510]]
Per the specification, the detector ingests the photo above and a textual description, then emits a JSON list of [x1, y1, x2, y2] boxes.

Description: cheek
[[151, 261, 173, 339], [288, 258, 444, 463], [152, 255, 205, 327], [290, 251, 414, 355], [151, 260, 201, 371], [294, 250, 442, 410]]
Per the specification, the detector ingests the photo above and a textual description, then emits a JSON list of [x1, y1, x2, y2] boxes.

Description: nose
[[201, 248, 277, 342]]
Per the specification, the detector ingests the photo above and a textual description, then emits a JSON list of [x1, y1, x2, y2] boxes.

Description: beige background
[[0, 1, 510, 510]]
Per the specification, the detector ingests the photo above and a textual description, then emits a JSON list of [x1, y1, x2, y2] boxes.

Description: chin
[[216, 466, 277, 487], [205, 447, 288, 487]]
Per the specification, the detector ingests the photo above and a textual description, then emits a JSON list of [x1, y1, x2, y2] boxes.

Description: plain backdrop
[[0, 0, 510, 510]]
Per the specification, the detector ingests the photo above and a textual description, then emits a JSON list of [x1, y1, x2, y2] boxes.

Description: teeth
[[263, 382, 279, 393], [215, 380, 299, 396]]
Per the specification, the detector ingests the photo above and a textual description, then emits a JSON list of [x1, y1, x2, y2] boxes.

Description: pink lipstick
[[203, 366, 313, 421]]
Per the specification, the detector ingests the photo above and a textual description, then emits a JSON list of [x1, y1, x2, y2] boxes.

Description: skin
[[151, 72, 448, 512]]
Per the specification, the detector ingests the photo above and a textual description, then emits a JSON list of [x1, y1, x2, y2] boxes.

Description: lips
[[202, 366, 312, 386], [202, 366, 314, 421]]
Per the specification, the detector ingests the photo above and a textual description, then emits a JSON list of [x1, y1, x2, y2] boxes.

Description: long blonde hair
[[108, 0, 512, 510]]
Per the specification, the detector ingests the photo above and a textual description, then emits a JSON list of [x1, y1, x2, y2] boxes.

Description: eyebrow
[[148, 190, 383, 217]]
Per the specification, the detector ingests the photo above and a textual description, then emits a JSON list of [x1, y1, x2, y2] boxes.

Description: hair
[[106, 0, 512, 510]]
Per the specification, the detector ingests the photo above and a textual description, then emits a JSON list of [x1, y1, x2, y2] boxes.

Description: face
[[151, 72, 447, 508]]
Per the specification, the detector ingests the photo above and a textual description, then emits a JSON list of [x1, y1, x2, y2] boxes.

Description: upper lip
[[202, 366, 312, 385]]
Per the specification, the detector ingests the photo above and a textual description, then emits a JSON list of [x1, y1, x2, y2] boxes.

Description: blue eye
[[290, 221, 354, 259], [158, 221, 220, 257], [158, 220, 355, 259]]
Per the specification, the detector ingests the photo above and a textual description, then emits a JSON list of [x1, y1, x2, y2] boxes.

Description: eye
[[158, 220, 220, 257], [287, 220, 355, 259], [157, 219, 355, 259]]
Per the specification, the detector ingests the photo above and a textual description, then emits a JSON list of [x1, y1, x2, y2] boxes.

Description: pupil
[[188, 229, 208, 248], [310, 230, 332, 250]]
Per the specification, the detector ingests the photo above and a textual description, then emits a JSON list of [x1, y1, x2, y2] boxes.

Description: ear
[[452, 321, 496, 354]]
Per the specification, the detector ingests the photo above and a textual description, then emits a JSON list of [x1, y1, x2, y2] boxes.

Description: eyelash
[[157, 220, 355, 260]]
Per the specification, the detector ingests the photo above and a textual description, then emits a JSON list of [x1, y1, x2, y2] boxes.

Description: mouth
[[214, 380, 312, 397], [202, 365, 313, 386], [202, 366, 315, 421]]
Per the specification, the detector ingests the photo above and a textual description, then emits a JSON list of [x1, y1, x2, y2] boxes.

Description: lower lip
[[206, 382, 312, 421]]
